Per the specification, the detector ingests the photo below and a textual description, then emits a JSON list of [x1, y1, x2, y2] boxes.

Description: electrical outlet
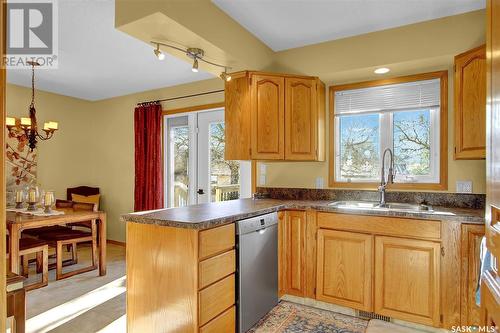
[[456, 180, 473, 193], [259, 163, 267, 175], [316, 177, 324, 189], [259, 174, 266, 186]]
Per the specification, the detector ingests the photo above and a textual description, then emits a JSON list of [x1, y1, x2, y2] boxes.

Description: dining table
[[6, 208, 107, 276]]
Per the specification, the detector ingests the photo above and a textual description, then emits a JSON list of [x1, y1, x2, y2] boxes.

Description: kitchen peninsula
[[122, 195, 485, 333]]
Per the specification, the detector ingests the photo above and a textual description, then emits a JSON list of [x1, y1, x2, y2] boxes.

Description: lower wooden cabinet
[[374, 236, 441, 327], [316, 229, 373, 311], [461, 224, 485, 326], [279, 210, 307, 297]]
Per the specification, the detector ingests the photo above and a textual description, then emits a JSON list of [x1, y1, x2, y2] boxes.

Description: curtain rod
[[137, 89, 224, 106]]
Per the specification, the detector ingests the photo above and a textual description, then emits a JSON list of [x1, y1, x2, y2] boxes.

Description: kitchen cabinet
[[374, 236, 441, 327], [316, 229, 373, 311], [224, 71, 325, 161], [454, 45, 486, 159], [460, 224, 485, 326], [251, 74, 285, 160], [278, 210, 307, 297]]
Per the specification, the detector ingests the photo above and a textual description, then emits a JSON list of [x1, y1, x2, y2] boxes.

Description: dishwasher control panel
[[236, 212, 278, 235]]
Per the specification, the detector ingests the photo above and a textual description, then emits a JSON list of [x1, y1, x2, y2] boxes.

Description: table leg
[[8, 225, 21, 274], [13, 289, 26, 333], [98, 213, 107, 276]]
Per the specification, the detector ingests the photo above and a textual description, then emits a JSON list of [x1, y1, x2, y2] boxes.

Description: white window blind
[[334, 78, 440, 114]]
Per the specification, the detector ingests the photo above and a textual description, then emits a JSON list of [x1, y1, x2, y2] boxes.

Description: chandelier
[[6, 61, 59, 151]]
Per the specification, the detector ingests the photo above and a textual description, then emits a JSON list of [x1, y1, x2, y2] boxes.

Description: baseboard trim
[[107, 239, 126, 247]]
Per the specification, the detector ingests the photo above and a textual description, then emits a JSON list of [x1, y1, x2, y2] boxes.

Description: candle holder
[[15, 190, 24, 209], [43, 191, 54, 214], [26, 185, 40, 212]]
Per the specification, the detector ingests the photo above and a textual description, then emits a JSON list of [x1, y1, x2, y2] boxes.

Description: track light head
[[220, 69, 232, 82], [192, 58, 199, 72], [154, 43, 165, 60]]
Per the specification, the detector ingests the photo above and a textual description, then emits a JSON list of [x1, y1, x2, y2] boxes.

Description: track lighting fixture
[[150, 41, 232, 81], [192, 58, 199, 72], [153, 43, 165, 60], [220, 68, 232, 82]]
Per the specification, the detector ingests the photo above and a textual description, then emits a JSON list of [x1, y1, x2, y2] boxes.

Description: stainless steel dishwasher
[[236, 212, 279, 333]]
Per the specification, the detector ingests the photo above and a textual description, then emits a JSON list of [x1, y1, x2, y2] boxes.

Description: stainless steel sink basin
[[328, 200, 433, 212]]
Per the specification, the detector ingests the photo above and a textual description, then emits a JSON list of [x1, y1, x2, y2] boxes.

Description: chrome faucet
[[379, 148, 395, 207]]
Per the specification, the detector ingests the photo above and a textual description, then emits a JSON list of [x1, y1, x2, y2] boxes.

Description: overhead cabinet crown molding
[[224, 71, 325, 161]]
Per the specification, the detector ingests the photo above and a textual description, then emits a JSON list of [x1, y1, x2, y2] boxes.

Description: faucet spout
[[379, 148, 395, 207]]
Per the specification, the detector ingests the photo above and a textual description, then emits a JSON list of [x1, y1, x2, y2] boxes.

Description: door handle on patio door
[[197, 189, 205, 195]]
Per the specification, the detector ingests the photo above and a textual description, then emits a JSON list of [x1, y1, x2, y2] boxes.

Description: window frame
[[328, 71, 448, 190]]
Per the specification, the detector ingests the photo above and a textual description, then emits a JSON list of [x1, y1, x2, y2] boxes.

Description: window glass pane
[[172, 126, 189, 207], [393, 110, 431, 180], [339, 114, 380, 181], [209, 122, 240, 202]]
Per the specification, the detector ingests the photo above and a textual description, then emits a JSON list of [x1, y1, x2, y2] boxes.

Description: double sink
[[329, 200, 433, 213]]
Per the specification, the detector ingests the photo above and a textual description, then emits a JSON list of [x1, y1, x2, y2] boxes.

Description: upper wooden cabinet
[[251, 74, 285, 160], [454, 45, 486, 159], [224, 71, 325, 161]]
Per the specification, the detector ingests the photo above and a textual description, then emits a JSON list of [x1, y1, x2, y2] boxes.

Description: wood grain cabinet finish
[[251, 74, 285, 160], [279, 210, 307, 297], [224, 71, 325, 161], [374, 236, 441, 327], [460, 224, 485, 327], [316, 229, 373, 311], [285, 77, 325, 161], [199, 306, 236, 333], [454, 45, 486, 159], [199, 274, 235, 326], [224, 72, 252, 160]]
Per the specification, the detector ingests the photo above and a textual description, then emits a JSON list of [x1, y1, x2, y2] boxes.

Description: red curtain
[[134, 102, 164, 211]]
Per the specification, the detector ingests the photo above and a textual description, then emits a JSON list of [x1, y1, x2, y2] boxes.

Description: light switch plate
[[259, 163, 267, 175], [456, 180, 473, 193], [316, 177, 324, 189], [259, 174, 266, 186]]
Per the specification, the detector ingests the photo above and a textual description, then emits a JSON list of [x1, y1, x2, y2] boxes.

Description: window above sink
[[329, 71, 448, 191]]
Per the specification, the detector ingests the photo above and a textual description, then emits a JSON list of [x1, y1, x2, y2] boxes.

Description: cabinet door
[[251, 74, 285, 159], [225, 72, 251, 160], [279, 210, 306, 297], [374, 236, 440, 327], [461, 224, 485, 326], [316, 229, 373, 311], [454, 45, 486, 159], [285, 77, 317, 160]]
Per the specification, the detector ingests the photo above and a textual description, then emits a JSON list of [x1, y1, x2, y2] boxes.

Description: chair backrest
[[73, 202, 98, 212], [67, 186, 100, 200]]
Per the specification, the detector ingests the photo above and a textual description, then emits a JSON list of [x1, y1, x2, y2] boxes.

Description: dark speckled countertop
[[121, 198, 485, 230]]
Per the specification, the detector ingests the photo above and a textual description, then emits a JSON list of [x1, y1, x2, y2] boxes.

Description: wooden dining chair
[[38, 202, 98, 280], [7, 236, 49, 291]]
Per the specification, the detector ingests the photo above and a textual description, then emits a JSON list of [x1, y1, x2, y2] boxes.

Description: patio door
[[164, 108, 251, 207]]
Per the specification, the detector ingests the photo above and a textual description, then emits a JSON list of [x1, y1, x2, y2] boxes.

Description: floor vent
[[356, 310, 391, 322]]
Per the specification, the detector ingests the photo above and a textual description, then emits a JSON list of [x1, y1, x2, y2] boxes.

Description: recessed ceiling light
[[374, 67, 390, 74]]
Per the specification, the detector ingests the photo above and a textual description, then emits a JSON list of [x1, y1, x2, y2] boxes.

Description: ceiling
[[7, 0, 213, 101], [213, 0, 486, 51]]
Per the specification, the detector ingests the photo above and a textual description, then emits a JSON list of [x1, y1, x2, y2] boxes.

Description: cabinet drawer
[[317, 213, 441, 240], [199, 306, 236, 333], [199, 224, 235, 260], [199, 250, 235, 289], [199, 274, 235, 326]]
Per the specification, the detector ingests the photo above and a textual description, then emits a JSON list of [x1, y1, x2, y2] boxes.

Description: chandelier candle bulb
[[43, 122, 50, 131], [20, 117, 32, 127], [48, 121, 58, 130], [6, 117, 16, 127]]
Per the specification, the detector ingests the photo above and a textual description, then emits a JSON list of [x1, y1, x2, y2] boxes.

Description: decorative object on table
[[5, 61, 59, 152], [43, 191, 55, 214], [15, 189, 24, 209], [5, 122, 37, 206], [26, 185, 40, 211]]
